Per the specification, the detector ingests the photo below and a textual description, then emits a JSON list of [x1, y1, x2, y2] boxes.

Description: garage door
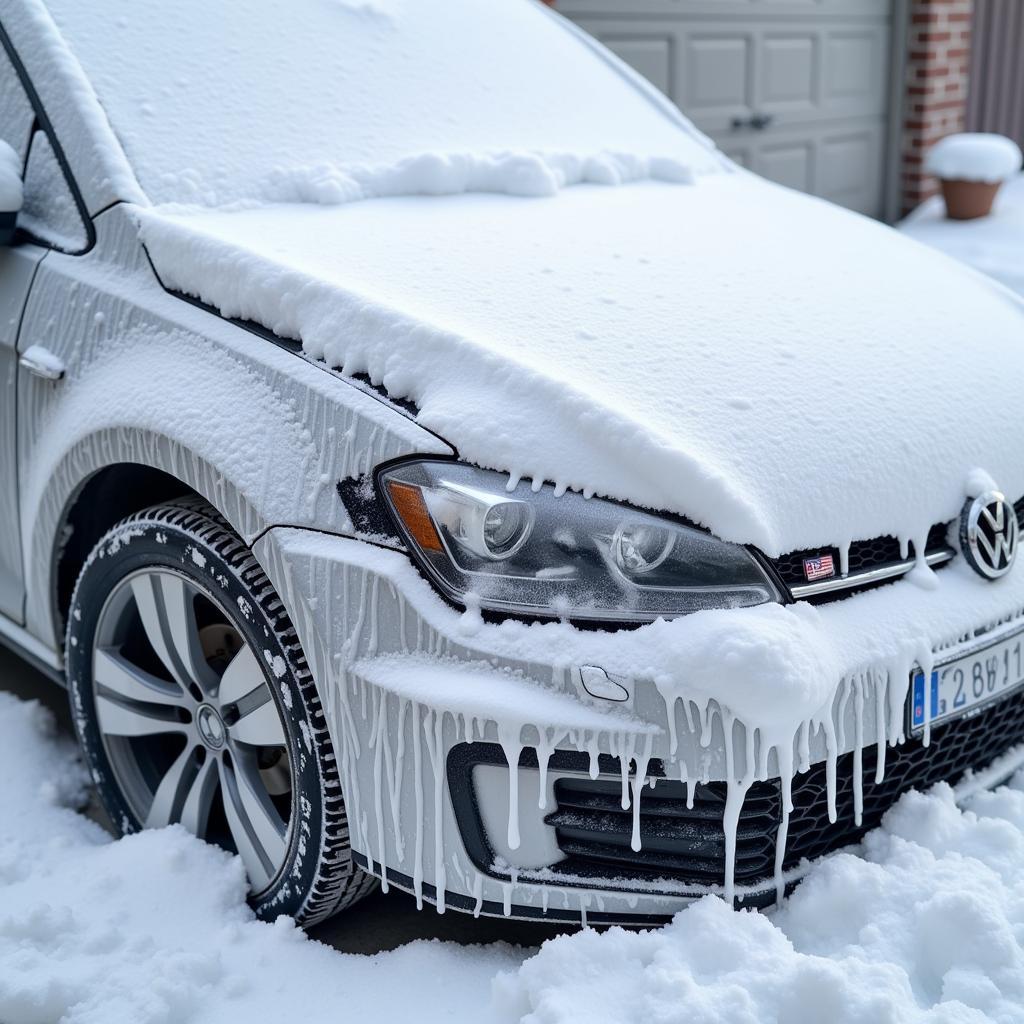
[[558, 0, 897, 218]]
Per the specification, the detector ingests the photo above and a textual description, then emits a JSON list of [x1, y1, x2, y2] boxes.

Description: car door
[[0, 37, 44, 622]]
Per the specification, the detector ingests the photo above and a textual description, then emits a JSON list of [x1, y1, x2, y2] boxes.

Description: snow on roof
[[139, 173, 1024, 557], [900, 173, 1024, 299], [925, 133, 1023, 184], [39, 0, 723, 207]]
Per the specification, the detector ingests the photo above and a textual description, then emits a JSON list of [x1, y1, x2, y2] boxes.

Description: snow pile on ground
[[37, 0, 722, 208], [5, 688, 1024, 1022], [926, 133, 1023, 184], [900, 174, 1024, 299], [0, 693, 519, 1024], [499, 777, 1024, 1023]]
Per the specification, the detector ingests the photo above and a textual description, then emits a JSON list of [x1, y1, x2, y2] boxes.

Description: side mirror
[[0, 140, 23, 246]]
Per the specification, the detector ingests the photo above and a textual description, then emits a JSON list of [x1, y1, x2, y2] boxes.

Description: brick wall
[[902, 0, 974, 213]]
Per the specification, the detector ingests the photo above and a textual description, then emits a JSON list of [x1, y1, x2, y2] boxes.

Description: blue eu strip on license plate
[[911, 671, 940, 731]]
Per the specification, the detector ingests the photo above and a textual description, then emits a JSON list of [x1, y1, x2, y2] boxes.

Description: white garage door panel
[[720, 121, 885, 215], [565, 3, 894, 218], [559, 0, 890, 15], [575, 19, 889, 133]]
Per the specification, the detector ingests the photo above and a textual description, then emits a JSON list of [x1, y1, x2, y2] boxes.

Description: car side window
[[0, 42, 34, 164], [20, 129, 89, 253]]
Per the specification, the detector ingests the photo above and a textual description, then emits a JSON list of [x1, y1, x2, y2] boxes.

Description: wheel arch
[[26, 429, 267, 664]]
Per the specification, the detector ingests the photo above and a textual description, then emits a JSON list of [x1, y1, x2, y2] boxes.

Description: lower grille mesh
[[543, 686, 1024, 901]]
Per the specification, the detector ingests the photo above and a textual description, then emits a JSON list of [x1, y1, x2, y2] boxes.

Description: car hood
[[138, 173, 1024, 557]]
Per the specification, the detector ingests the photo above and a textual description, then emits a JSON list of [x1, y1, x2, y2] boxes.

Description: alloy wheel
[[91, 567, 293, 894]]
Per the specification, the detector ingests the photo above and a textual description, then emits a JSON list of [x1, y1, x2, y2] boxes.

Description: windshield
[[43, 0, 720, 207]]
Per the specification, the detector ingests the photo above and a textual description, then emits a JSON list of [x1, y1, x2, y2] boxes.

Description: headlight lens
[[379, 460, 779, 622]]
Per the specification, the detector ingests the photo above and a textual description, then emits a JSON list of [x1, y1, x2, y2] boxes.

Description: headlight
[[378, 460, 780, 622]]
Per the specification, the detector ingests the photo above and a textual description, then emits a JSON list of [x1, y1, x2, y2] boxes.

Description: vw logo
[[960, 490, 1019, 579]]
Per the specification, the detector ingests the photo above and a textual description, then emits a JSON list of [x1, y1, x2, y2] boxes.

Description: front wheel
[[65, 498, 375, 926]]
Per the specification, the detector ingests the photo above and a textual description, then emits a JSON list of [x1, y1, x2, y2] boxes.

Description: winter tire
[[65, 498, 376, 926]]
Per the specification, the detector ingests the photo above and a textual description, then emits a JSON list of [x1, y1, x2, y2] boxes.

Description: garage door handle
[[731, 112, 775, 131], [19, 344, 65, 381]]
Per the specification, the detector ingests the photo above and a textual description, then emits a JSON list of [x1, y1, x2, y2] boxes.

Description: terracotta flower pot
[[940, 178, 1001, 220]]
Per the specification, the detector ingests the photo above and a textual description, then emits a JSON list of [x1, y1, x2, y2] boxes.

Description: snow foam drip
[[630, 733, 653, 853]]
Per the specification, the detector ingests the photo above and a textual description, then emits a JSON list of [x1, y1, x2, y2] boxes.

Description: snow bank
[[900, 174, 1024, 299], [926, 133, 1023, 184], [5, 689, 1024, 1022], [498, 777, 1024, 1024], [139, 174, 1024, 557], [0, 693, 520, 1024]]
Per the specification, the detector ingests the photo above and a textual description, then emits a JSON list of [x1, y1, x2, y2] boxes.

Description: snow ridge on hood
[[154, 150, 724, 211]]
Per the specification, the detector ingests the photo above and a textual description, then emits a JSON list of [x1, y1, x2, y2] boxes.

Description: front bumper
[[254, 526, 1024, 922]]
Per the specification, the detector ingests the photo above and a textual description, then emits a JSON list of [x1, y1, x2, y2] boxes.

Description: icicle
[[366, 575, 381, 655], [419, 708, 448, 914], [822, 715, 837, 824], [616, 733, 637, 810], [665, 695, 679, 757], [899, 536, 910, 560], [753, 726, 767, 782], [773, 735, 795, 906], [918, 645, 936, 749], [579, 891, 591, 929], [836, 677, 851, 751], [630, 733, 653, 853], [853, 674, 864, 827], [797, 720, 811, 774], [537, 729, 554, 811], [586, 733, 600, 779], [386, 698, 408, 860], [839, 541, 850, 578], [371, 689, 389, 892], [498, 724, 524, 851], [502, 882, 513, 917], [721, 710, 751, 906], [412, 703, 425, 909], [682, 697, 697, 737], [874, 668, 888, 783], [541, 886, 550, 915], [472, 874, 483, 918]]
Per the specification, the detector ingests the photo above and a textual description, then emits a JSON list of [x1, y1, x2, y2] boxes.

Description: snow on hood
[[137, 172, 1024, 556]]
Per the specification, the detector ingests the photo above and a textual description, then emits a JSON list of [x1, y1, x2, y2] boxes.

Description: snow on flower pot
[[925, 133, 1023, 221]]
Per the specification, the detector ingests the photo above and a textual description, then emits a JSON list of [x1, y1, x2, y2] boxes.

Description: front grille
[[540, 686, 1024, 902], [546, 779, 780, 888], [772, 521, 952, 600]]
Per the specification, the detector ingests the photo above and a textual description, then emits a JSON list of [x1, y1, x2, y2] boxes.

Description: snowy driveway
[[899, 174, 1024, 299], [4, 649, 1024, 1024]]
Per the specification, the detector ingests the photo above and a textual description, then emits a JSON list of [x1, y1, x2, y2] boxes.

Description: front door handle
[[19, 344, 65, 381]]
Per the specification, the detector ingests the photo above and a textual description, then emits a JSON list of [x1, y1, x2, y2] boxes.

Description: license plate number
[[911, 628, 1024, 734]]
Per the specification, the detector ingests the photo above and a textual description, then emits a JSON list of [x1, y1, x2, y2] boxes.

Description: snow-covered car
[[2, 0, 1024, 929]]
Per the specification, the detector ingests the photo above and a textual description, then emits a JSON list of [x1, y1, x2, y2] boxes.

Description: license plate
[[910, 627, 1024, 734]]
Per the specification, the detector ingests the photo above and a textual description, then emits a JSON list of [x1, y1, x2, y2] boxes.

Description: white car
[[2, 0, 1024, 928]]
